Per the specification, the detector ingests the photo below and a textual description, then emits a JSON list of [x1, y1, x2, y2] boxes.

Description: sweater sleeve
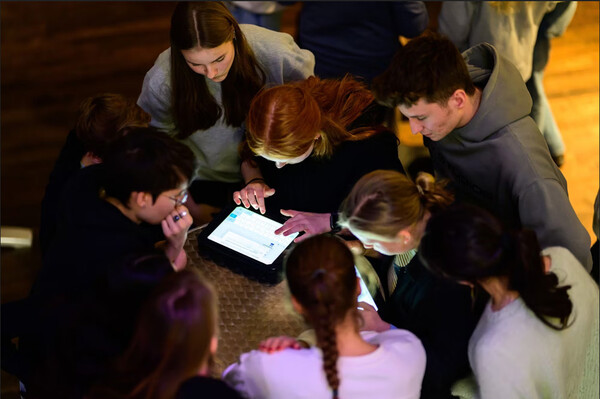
[[242, 24, 315, 84], [137, 50, 177, 134], [518, 178, 592, 272]]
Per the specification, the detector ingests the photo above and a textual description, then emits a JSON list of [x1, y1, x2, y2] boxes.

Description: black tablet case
[[196, 202, 296, 285]]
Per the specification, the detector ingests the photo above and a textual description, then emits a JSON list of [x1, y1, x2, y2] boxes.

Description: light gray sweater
[[137, 24, 315, 182], [453, 246, 599, 399]]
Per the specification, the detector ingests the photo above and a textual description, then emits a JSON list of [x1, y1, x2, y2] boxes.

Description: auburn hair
[[245, 75, 377, 161]]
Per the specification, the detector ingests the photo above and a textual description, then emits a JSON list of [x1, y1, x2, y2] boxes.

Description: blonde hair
[[245, 75, 376, 160], [338, 170, 454, 238]]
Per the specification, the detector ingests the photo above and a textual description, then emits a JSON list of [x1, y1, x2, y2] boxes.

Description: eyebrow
[[185, 53, 225, 66]]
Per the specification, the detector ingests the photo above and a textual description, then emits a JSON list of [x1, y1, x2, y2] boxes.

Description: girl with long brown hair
[[138, 1, 314, 225], [233, 75, 404, 241], [419, 203, 599, 399], [223, 234, 426, 399]]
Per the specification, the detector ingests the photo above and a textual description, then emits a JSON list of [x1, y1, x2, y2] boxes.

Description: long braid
[[311, 273, 341, 398], [285, 235, 357, 399]]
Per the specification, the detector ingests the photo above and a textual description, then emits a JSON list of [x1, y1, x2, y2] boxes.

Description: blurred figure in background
[[438, 1, 578, 166]]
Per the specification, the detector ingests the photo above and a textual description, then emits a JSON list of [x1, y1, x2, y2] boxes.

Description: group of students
[[2, 1, 598, 399]]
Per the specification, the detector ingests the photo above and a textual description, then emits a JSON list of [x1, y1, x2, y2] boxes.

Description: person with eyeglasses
[[4, 127, 197, 397]]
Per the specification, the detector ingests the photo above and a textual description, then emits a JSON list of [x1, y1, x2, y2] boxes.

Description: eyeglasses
[[164, 189, 188, 206]]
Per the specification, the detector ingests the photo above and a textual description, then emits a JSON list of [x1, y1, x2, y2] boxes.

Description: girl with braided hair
[[419, 203, 599, 399], [337, 169, 476, 399], [223, 234, 425, 399]]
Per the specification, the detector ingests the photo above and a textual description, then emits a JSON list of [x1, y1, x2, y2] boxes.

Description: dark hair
[[372, 32, 476, 107], [245, 75, 377, 160], [76, 93, 150, 158], [285, 234, 359, 399], [169, 1, 265, 139], [102, 127, 196, 206], [338, 169, 454, 238], [419, 203, 573, 330], [89, 268, 218, 399]]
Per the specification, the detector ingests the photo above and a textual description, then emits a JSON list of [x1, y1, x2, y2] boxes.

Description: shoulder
[[241, 24, 296, 49], [177, 376, 242, 399], [363, 329, 426, 357], [241, 24, 315, 82], [141, 48, 172, 95]]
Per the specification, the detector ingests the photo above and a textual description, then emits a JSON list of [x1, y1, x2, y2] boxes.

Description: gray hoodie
[[425, 43, 592, 271]]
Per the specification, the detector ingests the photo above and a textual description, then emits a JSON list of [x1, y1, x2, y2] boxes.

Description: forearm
[[241, 159, 264, 183]]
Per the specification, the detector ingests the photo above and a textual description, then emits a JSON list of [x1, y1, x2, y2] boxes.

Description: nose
[[409, 119, 423, 135], [275, 161, 287, 169], [206, 65, 219, 79]]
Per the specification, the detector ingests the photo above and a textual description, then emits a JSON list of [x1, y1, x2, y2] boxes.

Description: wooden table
[[184, 227, 308, 375]]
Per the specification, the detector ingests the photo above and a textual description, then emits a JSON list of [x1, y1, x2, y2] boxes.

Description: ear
[[314, 132, 322, 140], [395, 229, 411, 245], [132, 191, 151, 208], [448, 89, 467, 109], [290, 296, 305, 315]]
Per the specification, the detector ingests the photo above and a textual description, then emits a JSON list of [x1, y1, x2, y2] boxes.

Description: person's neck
[[334, 311, 378, 357], [457, 87, 482, 128], [479, 276, 519, 312], [104, 196, 142, 224]]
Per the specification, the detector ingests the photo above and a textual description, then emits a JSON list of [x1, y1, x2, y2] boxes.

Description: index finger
[[254, 189, 267, 214]]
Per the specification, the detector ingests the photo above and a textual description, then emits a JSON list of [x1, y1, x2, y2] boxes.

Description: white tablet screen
[[207, 206, 299, 265], [356, 266, 378, 311]]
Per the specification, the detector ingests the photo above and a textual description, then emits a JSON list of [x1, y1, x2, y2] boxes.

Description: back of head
[[338, 169, 454, 238], [284, 234, 357, 397], [100, 268, 217, 399], [419, 203, 572, 329], [372, 32, 476, 107], [102, 126, 197, 206], [76, 93, 150, 159], [170, 1, 235, 50], [246, 75, 375, 159]]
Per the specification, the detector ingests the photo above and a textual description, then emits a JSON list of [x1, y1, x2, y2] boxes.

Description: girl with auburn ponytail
[[419, 203, 599, 399], [337, 169, 477, 399], [223, 234, 426, 399], [138, 2, 314, 226], [233, 75, 405, 242]]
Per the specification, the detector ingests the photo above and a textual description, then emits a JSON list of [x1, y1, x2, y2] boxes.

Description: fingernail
[[181, 211, 187, 217]]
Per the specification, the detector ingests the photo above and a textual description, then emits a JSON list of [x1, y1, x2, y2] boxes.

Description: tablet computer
[[356, 266, 378, 311], [197, 204, 299, 283]]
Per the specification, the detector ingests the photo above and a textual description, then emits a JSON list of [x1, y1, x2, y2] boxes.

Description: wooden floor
[[1, 2, 598, 397]]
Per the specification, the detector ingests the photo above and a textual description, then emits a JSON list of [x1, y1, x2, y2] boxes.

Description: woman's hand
[[258, 336, 304, 353], [162, 205, 193, 266], [275, 210, 331, 242], [357, 302, 391, 332], [233, 180, 275, 215]]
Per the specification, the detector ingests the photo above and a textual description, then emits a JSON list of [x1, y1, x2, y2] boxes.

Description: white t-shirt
[[222, 329, 426, 399]]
